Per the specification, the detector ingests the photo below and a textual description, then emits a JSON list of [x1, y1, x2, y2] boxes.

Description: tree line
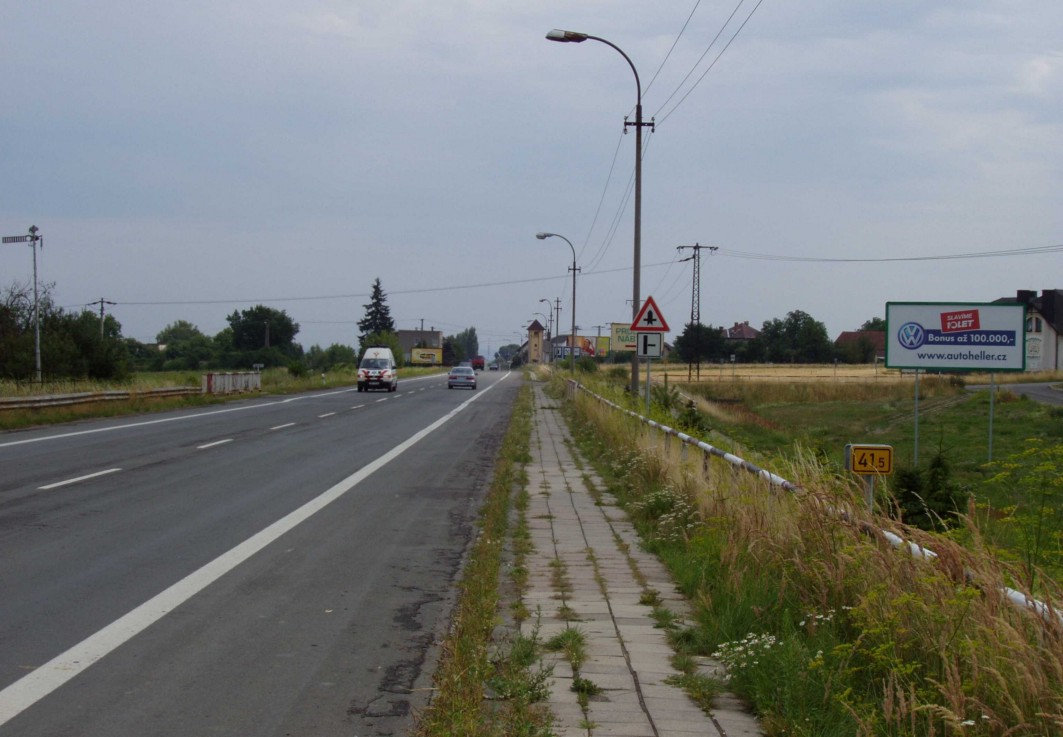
[[0, 277, 488, 382], [672, 311, 885, 365]]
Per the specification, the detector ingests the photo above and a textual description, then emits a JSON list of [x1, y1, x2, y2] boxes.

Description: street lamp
[[2, 225, 43, 382], [538, 298, 553, 347], [546, 28, 649, 394], [536, 232, 578, 375]]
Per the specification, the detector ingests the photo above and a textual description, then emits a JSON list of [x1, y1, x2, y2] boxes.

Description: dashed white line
[[270, 422, 296, 431], [375, 398, 388, 403], [197, 439, 233, 450], [0, 379, 501, 727], [39, 468, 122, 490], [351, 404, 365, 410], [318, 412, 336, 418]]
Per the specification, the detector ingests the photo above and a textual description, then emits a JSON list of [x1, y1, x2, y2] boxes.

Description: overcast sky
[[2, 1, 1061, 355]]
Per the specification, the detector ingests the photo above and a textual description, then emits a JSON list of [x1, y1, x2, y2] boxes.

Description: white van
[[357, 347, 398, 392]]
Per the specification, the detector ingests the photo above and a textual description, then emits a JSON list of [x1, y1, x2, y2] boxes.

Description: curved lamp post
[[536, 232, 578, 374], [546, 28, 648, 393], [538, 298, 554, 346], [533, 311, 552, 362]]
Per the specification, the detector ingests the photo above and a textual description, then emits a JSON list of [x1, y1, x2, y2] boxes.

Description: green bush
[[577, 356, 598, 373]]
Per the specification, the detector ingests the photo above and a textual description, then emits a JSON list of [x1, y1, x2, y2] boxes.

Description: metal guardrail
[[569, 379, 1061, 626], [0, 387, 199, 410]]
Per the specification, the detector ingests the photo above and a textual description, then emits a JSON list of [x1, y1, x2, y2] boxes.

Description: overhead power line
[[649, 0, 747, 120], [654, 0, 765, 126], [642, 0, 705, 99], [718, 243, 1063, 262], [579, 132, 626, 264], [66, 243, 1061, 311]]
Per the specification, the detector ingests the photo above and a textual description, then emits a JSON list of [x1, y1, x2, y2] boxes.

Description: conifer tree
[[357, 278, 395, 344]]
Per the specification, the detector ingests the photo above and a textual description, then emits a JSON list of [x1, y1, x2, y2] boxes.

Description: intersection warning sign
[[630, 296, 669, 332]]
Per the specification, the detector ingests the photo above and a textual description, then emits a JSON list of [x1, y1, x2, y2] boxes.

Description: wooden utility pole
[[87, 298, 117, 339]]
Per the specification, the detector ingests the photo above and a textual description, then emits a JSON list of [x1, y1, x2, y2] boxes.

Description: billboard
[[885, 302, 1025, 371], [611, 323, 637, 352], [595, 335, 610, 356], [409, 348, 442, 365]]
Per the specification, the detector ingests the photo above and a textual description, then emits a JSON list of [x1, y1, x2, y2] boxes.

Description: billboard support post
[[914, 370, 920, 466], [989, 372, 996, 462]]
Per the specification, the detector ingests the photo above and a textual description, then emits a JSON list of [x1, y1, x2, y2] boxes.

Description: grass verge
[[0, 367, 446, 431], [561, 373, 1063, 737], [413, 381, 555, 737]]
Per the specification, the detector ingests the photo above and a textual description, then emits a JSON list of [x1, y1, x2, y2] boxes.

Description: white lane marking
[[0, 379, 499, 727], [197, 439, 233, 450], [375, 398, 388, 403], [351, 405, 365, 410], [0, 375, 443, 450], [318, 412, 336, 418], [270, 423, 296, 431], [39, 468, 122, 491]]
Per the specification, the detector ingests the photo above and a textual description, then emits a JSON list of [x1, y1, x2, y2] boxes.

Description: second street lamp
[[536, 232, 578, 375], [546, 28, 649, 394], [538, 298, 554, 354]]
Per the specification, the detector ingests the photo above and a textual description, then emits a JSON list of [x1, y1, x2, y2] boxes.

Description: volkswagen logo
[[897, 322, 925, 349]]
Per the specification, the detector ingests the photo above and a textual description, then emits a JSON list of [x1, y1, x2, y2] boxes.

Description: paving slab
[[510, 383, 765, 737]]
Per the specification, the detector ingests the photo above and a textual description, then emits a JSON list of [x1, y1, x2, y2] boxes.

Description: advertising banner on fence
[[611, 323, 637, 352], [555, 336, 598, 358], [885, 302, 1025, 371]]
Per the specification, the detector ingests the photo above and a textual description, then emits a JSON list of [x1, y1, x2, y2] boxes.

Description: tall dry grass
[[567, 381, 1063, 736], [657, 363, 1063, 387]]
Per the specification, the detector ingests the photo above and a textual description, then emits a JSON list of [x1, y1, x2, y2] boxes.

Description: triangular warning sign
[[630, 296, 669, 332]]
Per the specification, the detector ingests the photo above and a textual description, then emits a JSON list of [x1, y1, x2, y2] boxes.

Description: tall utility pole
[[2, 225, 43, 382], [88, 298, 117, 339], [677, 244, 717, 382], [554, 297, 563, 363], [593, 324, 607, 359], [546, 29, 651, 394]]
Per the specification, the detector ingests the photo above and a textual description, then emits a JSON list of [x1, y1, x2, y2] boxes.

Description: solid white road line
[[0, 374, 509, 728], [196, 439, 233, 450], [38, 468, 122, 491]]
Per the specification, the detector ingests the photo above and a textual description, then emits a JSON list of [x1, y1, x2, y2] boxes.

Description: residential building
[[726, 321, 760, 342], [994, 289, 1063, 371]]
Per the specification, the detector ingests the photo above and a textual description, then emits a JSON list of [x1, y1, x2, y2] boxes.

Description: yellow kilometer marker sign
[[845, 444, 894, 475]]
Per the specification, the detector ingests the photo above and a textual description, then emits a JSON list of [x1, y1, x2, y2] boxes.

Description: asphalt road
[[967, 381, 1063, 406], [0, 370, 520, 736]]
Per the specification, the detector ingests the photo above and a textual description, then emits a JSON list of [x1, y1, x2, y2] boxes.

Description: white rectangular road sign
[[636, 332, 663, 358], [886, 302, 1025, 371]]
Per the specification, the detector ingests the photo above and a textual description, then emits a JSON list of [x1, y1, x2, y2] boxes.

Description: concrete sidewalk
[[520, 384, 763, 737]]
